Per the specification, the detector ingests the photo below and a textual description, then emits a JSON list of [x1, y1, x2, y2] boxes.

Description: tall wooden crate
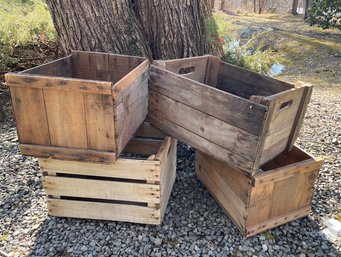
[[196, 147, 323, 237], [149, 56, 312, 175], [5, 51, 149, 163], [39, 122, 177, 225]]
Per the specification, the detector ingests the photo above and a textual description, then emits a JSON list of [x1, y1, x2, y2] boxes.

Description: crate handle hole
[[279, 99, 293, 110], [179, 66, 195, 75]]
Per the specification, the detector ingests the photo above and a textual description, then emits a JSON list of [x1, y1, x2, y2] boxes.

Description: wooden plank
[[84, 94, 116, 151], [150, 65, 267, 136], [251, 99, 277, 175], [20, 144, 116, 163], [39, 158, 160, 182], [218, 61, 293, 94], [112, 60, 149, 104], [287, 85, 313, 150], [9, 87, 51, 145], [135, 122, 166, 139], [160, 138, 177, 219], [20, 55, 73, 77], [204, 56, 220, 87], [218, 75, 273, 99], [149, 90, 259, 160], [43, 176, 161, 203], [114, 76, 148, 154], [123, 138, 163, 156], [5, 73, 112, 94], [148, 113, 254, 172], [196, 154, 247, 231], [155, 56, 208, 83], [47, 199, 161, 224], [245, 206, 310, 237], [43, 90, 88, 148], [196, 151, 251, 204], [108, 53, 146, 84], [252, 158, 323, 186], [246, 183, 275, 227]]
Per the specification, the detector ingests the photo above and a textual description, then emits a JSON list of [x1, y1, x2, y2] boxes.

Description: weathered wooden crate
[[5, 51, 149, 163], [149, 56, 312, 175], [38, 122, 177, 225], [196, 146, 323, 237]]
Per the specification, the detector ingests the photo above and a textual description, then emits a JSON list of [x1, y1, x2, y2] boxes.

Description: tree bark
[[291, 0, 299, 15], [46, 0, 221, 60], [303, 0, 311, 19]]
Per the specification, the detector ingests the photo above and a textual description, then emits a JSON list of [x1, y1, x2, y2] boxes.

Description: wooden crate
[[38, 122, 177, 225], [195, 146, 324, 237], [149, 56, 312, 175], [5, 51, 149, 163]]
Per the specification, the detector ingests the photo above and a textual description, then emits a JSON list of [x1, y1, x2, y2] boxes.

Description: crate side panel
[[43, 90, 88, 148], [196, 151, 247, 231], [217, 61, 293, 98], [72, 52, 110, 81], [20, 56, 73, 77], [114, 74, 148, 154], [150, 66, 266, 135], [43, 176, 161, 203], [9, 86, 51, 145], [84, 94, 116, 151], [159, 138, 177, 218], [246, 183, 275, 227], [109, 55, 146, 84], [269, 169, 319, 218], [149, 114, 254, 172], [260, 88, 306, 164], [204, 56, 220, 87], [197, 151, 251, 203], [149, 90, 259, 161], [47, 199, 160, 224], [39, 158, 160, 182], [156, 56, 208, 83]]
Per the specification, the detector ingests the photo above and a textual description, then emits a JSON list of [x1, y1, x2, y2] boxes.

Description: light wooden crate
[[196, 146, 323, 237], [149, 56, 312, 175], [38, 123, 177, 225], [5, 51, 149, 163]]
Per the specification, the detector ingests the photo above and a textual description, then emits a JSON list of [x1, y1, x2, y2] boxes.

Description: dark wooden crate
[[196, 146, 323, 237], [149, 56, 312, 175], [39, 122, 177, 225], [5, 51, 149, 163]]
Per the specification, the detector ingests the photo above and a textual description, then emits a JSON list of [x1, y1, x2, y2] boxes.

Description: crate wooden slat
[[5, 51, 149, 163], [149, 56, 312, 175], [39, 122, 177, 225], [195, 146, 324, 237]]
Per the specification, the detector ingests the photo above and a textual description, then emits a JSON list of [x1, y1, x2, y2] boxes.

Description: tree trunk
[[46, 0, 221, 60], [291, 0, 299, 15], [303, 0, 311, 19]]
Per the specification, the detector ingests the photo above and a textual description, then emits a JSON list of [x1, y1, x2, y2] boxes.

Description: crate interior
[[160, 56, 295, 101], [120, 122, 167, 160], [260, 146, 312, 172], [21, 51, 145, 84]]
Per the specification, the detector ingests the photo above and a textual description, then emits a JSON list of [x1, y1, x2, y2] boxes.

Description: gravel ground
[[0, 82, 340, 257]]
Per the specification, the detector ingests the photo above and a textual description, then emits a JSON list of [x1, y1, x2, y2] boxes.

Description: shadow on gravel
[[25, 144, 340, 257]]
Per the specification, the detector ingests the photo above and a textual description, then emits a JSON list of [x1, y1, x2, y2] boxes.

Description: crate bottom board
[[47, 197, 164, 225]]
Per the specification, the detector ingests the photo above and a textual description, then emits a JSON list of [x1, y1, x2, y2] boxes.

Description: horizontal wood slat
[[47, 199, 161, 224], [43, 176, 161, 203]]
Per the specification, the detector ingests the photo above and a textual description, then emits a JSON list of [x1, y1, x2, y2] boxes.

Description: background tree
[[291, 0, 299, 15], [45, 0, 221, 60], [307, 0, 341, 29]]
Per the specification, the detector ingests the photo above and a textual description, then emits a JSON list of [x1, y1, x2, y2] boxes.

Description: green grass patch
[[0, 0, 55, 71]]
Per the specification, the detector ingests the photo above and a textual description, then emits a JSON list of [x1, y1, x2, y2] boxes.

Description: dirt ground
[[220, 13, 341, 87]]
